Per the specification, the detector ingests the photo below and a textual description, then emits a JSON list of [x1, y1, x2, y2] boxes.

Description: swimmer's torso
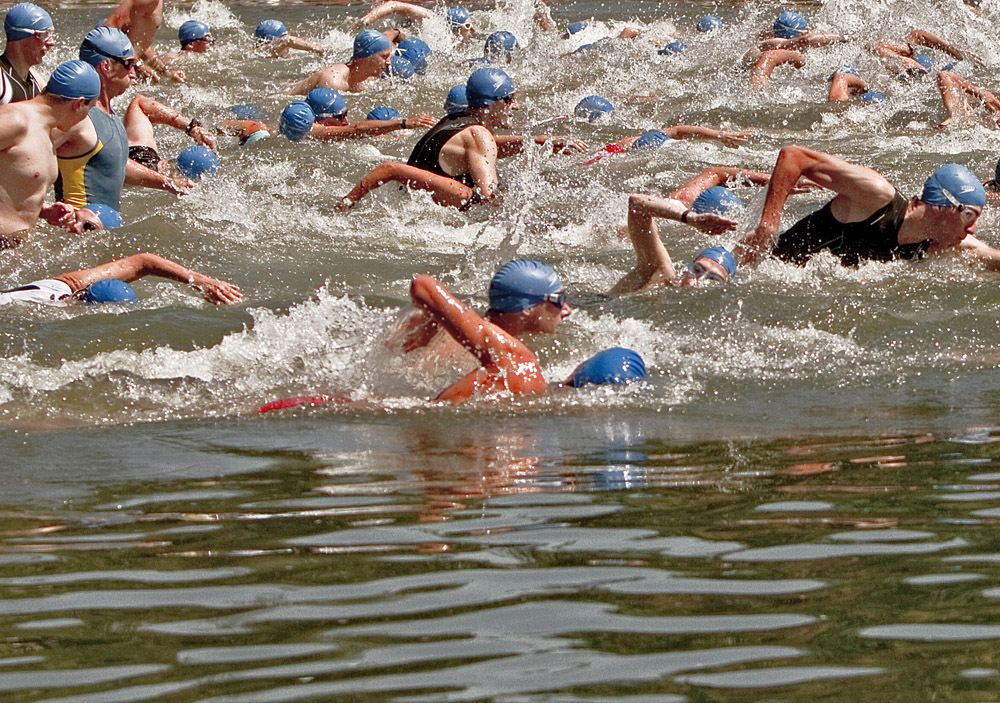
[[407, 114, 479, 187], [56, 108, 128, 210]]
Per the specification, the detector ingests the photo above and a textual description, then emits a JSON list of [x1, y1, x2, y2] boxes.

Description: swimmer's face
[[483, 95, 517, 127], [456, 22, 475, 40], [25, 27, 55, 63], [372, 47, 393, 71], [928, 203, 981, 245], [102, 54, 136, 96], [528, 290, 571, 333], [185, 35, 215, 53], [679, 256, 729, 287]]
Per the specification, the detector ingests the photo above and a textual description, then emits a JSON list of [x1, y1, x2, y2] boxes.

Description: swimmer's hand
[[688, 212, 738, 236], [136, 63, 159, 84], [191, 275, 242, 304], [718, 130, 753, 148], [166, 177, 197, 194], [404, 115, 438, 129], [335, 196, 356, 213], [75, 208, 104, 232], [546, 136, 589, 154], [164, 68, 186, 83], [40, 202, 82, 233], [189, 125, 217, 149]]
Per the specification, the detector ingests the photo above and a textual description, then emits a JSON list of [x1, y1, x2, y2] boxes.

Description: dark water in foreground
[[4, 0, 1000, 698]]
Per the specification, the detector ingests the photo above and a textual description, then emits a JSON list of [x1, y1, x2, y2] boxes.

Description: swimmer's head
[[921, 163, 986, 208], [353, 29, 391, 60], [630, 130, 672, 152], [657, 41, 687, 55], [306, 88, 347, 119], [466, 67, 515, 108], [45, 60, 100, 100], [566, 347, 646, 387], [80, 279, 137, 304], [366, 106, 400, 120], [397, 37, 431, 74], [773, 11, 807, 38], [914, 53, 934, 71], [79, 26, 134, 67], [859, 91, 885, 103], [385, 55, 415, 79], [446, 7, 472, 33], [279, 101, 315, 141], [176, 146, 220, 181], [681, 247, 736, 285], [179, 20, 212, 48], [242, 129, 270, 146], [444, 84, 468, 115], [81, 203, 122, 230], [697, 15, 722, 32], [483, 30, 519, 63], [574, 95, 614, 122], [254, 19, 287, 44], [5, 3, 51, 41], [562, 22, 586, 39], [692, 186, 745, 215], [828, 66, 859, 80], [488, 259, 563, 313]]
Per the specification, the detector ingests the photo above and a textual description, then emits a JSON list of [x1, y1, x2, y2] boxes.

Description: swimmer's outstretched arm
[[125, 158, 195, 194], [311, 115, 437, 141], [337, 161, 474, 211], [358, 1, 432, 27], [662, 125, 752, 148], [669, 166, 771, 206], [736, 145, 895, 265], [907, 29, 981, 64], [55, 253, 242, 304], [608, 194, 682, 296], [127, 94, 216, 149], [494, 134, 589, 157], [949, 234, 1000, 272]]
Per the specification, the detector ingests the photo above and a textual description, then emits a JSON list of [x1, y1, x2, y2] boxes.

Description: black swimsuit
[[407, 114, 479, 188], [771, 192, 929, 266]]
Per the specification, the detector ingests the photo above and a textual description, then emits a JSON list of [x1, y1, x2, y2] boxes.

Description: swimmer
[[467, 30, 519, 65], [750, 48, 805, 90], [935, 70, 1000, 128], [159, 20, 215, 64], [743, 11, 846, 67], [737, 145, 1000, 270], [1, 3, 55, 104], [253, 19, 328, 58], [125, 94, 217, 175], [827, 66, 875, 102], [288, 29, 394, 95], [0, 252, 241, 306], [0, 60, 102, 245], [222, 91, 436, 144], [608, 166, 777, 295], [338, 68, 587, 210], [587, 124, 751, 165], [57, 28, 198, 211], [866, 29, 982, 74], [359, 2, 475, 41], [103, 0, 184, 83]]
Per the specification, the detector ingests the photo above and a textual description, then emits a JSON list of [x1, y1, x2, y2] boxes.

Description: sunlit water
[[3, 0, 1000, 699]]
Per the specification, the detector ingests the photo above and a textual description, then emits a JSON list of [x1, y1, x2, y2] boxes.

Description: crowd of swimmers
[[0, 0, 997, 406]]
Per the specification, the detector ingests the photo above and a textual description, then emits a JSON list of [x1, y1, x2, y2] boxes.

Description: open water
[[4, 0, 1000, 700]]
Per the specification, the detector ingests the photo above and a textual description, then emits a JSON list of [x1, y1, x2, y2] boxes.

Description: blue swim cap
[[243, 129, 270, 146], [773, 11, 807, 38], [397, 37, 431, 74], [697, 15, 722, 32], [231, 103, 266, 121], [914, 53, 934, 71], [692, 186, 745, 215], [446, 7, 471, 30], [254, 19, 287, 43], [45, 60, 101, 100], [81, 279, 137, 304], [306, 88, 347, 118], [828, 65, 859, 80], [466, 67, 514, 108], [176, 146, 220, 181], [563, 22, 586, 39], [488, 259, 562, 313], [484, 30, 519, 62], [179, 20, 210, 47], [630, 130, 672, 152], [280, 102, 315, 141], [5, 3, 51, 41], [921, 163, 986, 208], [573, 43, 595, 53], [574, 95, 614, 122], [385, 55, 414, 79], [366, 106, 400, 120], [568, 347, 646, 387], [81, 203, 122, 229], [354, 29, 391, 59], [859, 91, 885, 103], [444, 84, 468, 115], [695, 247, 737, 277], [658, 41, 687, 55], [79, 26, 134, 66]]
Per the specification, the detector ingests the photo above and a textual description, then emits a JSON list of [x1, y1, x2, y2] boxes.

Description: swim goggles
[[685, 261, 726, 283], [544, 290, 567, 308], [23, 28, 53, 41], [81, 38, 137, 69]]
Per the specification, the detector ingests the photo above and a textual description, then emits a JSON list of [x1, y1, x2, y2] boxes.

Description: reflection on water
[[0, 422, 997, 701]]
